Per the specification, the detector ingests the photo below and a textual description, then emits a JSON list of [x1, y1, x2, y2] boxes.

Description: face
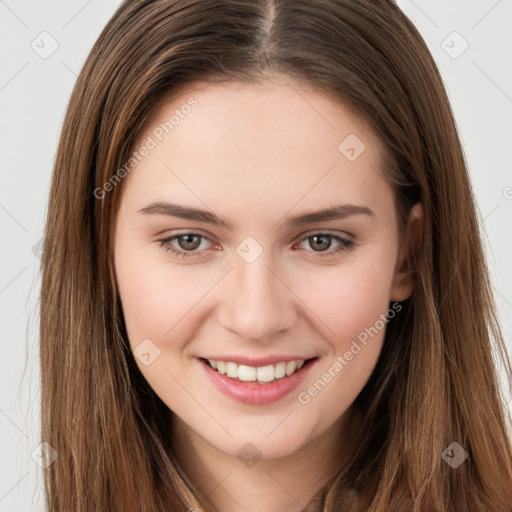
[[112, 78, 416, 462]]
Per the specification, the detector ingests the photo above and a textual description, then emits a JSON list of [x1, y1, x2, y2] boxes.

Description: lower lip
[[198, 357, 317, 405]]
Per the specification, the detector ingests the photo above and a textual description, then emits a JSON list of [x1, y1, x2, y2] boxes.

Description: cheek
[[113, 242, 211, 411], [114, 239, 213, 345], [291, 253, 396, 414], [295, 252, 396, 345]]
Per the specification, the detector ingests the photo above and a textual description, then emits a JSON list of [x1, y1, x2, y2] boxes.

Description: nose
[[217, 252, 298, 343]]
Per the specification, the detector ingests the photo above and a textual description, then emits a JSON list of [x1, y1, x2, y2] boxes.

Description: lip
[[198, 357, 317, 405]]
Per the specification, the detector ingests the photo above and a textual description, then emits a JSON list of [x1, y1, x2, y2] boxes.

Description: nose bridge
[[218, 249, 296, 342]]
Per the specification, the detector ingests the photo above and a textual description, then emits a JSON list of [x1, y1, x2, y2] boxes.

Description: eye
[[157, 231, 355, 260], [294, 232, 355, 257], [157, 232, 216, 259]]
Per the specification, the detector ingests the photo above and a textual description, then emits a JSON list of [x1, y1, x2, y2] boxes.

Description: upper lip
[[200, 355, 317, 367]]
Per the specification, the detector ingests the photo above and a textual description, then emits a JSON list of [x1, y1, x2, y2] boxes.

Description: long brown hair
[[40, 1, 512, 510]]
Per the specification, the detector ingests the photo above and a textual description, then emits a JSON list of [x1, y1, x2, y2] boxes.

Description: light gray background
[[1, 1, 511, 510]]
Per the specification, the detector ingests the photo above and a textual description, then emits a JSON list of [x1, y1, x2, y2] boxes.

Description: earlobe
[[390, 202, 423, 302]]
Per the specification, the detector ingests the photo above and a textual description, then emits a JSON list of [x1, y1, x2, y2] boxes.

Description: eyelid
[[294, 228, 354, 242]]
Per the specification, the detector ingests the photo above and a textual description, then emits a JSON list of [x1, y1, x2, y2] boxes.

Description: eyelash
[[157, 231, 355, 259]]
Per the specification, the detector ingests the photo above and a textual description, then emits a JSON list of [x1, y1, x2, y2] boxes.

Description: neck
[[171, 411, 354, 512]]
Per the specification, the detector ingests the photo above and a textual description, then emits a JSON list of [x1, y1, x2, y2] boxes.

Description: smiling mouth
[[200, 357, 317, 384]]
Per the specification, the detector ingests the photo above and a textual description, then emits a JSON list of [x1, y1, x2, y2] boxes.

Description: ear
[[390, 202, 423, 302]]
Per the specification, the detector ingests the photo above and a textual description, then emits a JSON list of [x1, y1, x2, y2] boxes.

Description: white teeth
[[226, 362, 238, 378], [285, 361, 297, 376], [256, 365, 274, 382], [216, 361, 227, 374], [206, 358, 308, 382], [238, 365, 257, 382], [274, 362, 286, 379]]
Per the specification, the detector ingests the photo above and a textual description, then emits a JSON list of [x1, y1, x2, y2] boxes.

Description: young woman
[[39, 1, 512, 510]]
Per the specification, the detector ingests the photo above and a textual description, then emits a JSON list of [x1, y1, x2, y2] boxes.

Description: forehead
[[120, 79, 393, 226]]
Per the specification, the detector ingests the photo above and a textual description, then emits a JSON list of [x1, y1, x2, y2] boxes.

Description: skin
[[112, 77, 422, 512]]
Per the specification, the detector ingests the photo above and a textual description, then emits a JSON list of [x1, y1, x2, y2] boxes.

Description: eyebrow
[[138, 201, 374, 230]]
